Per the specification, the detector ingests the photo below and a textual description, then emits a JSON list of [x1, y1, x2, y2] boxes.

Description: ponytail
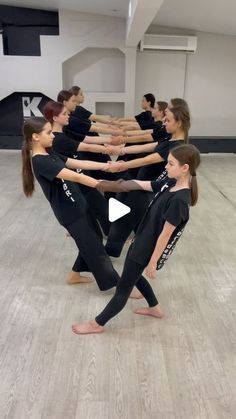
[[170, 144, 201, 207], [190, 174, 198, 206], [21, 116, 48, 197], [22, 139, 34, 197]]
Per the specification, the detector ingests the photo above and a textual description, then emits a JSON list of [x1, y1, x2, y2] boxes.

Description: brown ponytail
[[21, 117, 47, 197], [190, 175, 198, 206], [170, 106, 191, 143], [170, 144, 200, 206]]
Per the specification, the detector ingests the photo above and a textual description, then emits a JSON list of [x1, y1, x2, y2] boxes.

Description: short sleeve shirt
[[52, 132, 83, 158], [68, 115, 91, 136], [129, 180, 190, 266], [32, 150, 87, 226], [72, 106, 92, 120], [152, 125, 171, 143]]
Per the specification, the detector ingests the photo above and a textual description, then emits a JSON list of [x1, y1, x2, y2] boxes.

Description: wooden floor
[[0, 151, 235, 419]]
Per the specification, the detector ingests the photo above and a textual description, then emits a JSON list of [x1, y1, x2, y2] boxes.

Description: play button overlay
[[108, 198, 131, 222]]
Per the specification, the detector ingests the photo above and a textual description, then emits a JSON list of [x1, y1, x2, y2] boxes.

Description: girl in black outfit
[[116, 93, 156, 130], [72, 143, 200, 334], [103, 106, 191, 257], [57, 90, 124, 137], [43, 100, 122, 235], [69, 85, 116, 126], [21, 117, 124, 290], [109, 98, 188, 146]]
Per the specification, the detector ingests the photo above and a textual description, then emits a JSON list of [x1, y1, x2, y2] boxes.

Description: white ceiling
[[1, 0, 236, 37], [151, 0, 236, 36], [0, 0, 129, 18]]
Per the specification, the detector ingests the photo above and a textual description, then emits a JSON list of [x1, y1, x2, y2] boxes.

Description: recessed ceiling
[[0, 0, 129, 18], [151, 0, 236, 36]]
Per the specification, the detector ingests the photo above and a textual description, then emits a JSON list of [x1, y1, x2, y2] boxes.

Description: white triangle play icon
[[108, 198, 131, 222]]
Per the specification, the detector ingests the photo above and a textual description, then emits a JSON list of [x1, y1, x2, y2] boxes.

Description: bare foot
[[67, 271, 94, 285], [129, 288, 144, 299], [72, 320, 104, 335], [134, 305, 163, 318]]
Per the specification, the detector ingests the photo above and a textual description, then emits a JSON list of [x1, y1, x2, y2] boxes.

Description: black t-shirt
[[136, 139, 183, 181], [62, 126, 86, 143], [135, 111, 154, 128], [129, 179, 190, 266], [32, 150, 87, 226], [68, 115, 91, 136], [154, 139, 184, 160], [72, 106, 92, 120], [140, 119, 162, 131], [152, 125, 171, 142], [52, 131, 83, 158]]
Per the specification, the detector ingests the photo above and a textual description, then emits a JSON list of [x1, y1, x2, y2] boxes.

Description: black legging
[[95, 250, 158, 326], [79, 186, 110, 236], [105, 190, 153, 257], [66, 213, 119, 291], [105, 162, 167, 257]]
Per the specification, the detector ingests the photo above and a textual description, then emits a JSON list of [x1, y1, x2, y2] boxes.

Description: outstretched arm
[[105, 142, 157, 156], [90, 124, 124, 136], [96, 179, 153, 193], [105, 152, 164, 173], [89, 114, 113, 125], [56, 168, 99, 188], [109, 133, 153, 145], [65, 158, 108, 171]]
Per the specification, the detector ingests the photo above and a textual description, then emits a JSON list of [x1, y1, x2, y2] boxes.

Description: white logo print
[[62, 180, 75, 202], [22, 97, 42, 117]]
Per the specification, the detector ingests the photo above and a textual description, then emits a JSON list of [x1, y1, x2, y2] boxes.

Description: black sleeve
[[150, 178, 171, 193], [154, 141, 171, 160], [152, 127, 169, 142], [33, 155, 66, 181], [163, 198, 189, 227], [139, 120, 156, 130], [63, 127, 85, 142], [151, 179, 164, 193], [53, 136, 79, 155], [135, 111, 145, 123], [68, 116, 91, 135], [73, 106, 92, 120]]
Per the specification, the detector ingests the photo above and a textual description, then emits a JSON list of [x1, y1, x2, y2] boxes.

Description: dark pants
[[105, 162, 167, 257], [66, 214, 119, 291], [105, 190, 153, 257], [80, 187, 110, 236], [95, 251, 158, 326]]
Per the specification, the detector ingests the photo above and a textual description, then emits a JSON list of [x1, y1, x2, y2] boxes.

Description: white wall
[[185, 31, 236, 136], [135, 50, 186, 111], [136, 26, 236, 136], [63, 47, 125, 93], [0, 10, 137, 115]]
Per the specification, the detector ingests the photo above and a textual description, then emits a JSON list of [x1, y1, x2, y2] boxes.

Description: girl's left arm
[[65, 158, 108, 171], [146, 221, 176, 279]]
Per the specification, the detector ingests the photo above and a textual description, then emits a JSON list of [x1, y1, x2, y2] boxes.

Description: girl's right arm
[[109, 133, 153, 145], [56, 168, 99, 188], [82, 135, 112, 145], [105, 142, 157, 156], [96, 179, 153, 193]]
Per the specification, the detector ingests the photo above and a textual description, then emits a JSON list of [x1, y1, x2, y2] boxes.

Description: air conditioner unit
[[139, 34, 198, 53]]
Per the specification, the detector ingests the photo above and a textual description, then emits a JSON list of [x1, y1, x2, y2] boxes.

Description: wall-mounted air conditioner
[[139, 34, 198, 53]]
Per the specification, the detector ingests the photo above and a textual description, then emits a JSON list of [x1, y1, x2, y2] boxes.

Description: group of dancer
[[21, 86, 200, 334]]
